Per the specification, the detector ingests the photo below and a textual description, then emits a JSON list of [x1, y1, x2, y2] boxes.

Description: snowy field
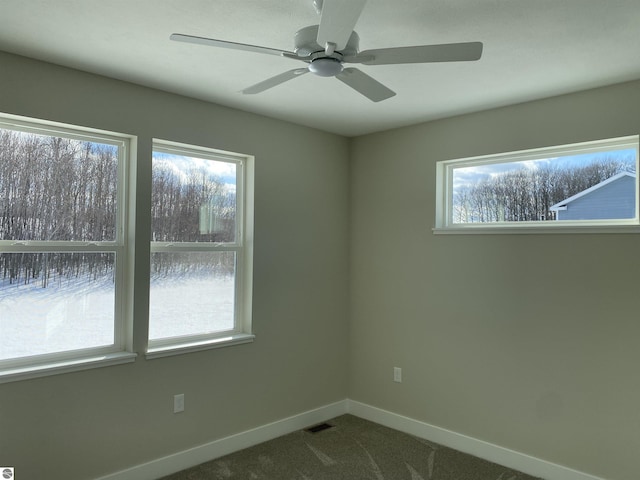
[[0, 274, 234, 361], [149, 274, 234, 340]]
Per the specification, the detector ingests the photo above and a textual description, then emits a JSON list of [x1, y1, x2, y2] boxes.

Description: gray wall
[[0, 52, 350, 480], [2, 48, 640, 480], [349, 80, 640, 480]]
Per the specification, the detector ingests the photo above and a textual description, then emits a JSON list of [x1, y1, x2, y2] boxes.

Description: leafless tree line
[[151, 159, 235, 243], [150, 158, 237, 279], [1, 130, 118, 242], [1, 131, 235, 287], [453, 158, 634, 223]]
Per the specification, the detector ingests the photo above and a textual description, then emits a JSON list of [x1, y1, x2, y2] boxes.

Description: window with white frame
[[147, 140, 253, 357], [435, 136, 639, 232], [0, 114, 135, 381]]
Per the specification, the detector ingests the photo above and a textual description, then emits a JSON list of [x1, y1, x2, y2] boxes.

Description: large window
[[147, 140, 253, 357], [435, 136, 639, 233], [0, 114, 135, 381], [0, 115, 255, 381]]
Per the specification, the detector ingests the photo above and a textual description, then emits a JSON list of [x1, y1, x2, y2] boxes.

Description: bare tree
[[452, 157, 633, 223]]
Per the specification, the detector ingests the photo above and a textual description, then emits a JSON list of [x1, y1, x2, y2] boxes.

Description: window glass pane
[[0, 128, 119, 241], [149, 251, 236, 340], [151, 151, 237, 243], [0, 252, 115, 361], [451, 148, 636, 223]]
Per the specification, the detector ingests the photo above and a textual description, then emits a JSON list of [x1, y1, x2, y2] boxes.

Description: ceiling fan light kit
[[308, 58, 343, 77], [170, 0, 483, 102]]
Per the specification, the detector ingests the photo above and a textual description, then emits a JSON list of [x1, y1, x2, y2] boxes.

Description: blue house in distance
[[550, 171, 636, 220]]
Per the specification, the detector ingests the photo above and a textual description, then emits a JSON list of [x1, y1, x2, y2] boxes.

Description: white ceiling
[[1, 0, 639, 137]]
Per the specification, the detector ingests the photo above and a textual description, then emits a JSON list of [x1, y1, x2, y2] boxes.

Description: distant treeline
[[151, 158, 235, 243], [0, 252, 115, 289], [1, 130, 118, 242], [453, 158, 635, 223], [150, 155, 237, 279], [0, 130, 235, 287]]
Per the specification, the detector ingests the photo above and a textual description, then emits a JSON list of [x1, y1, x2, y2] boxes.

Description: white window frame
[[434, 135, 640, 234], [146, 139, 254, 359], [0, 113, 137, 383]]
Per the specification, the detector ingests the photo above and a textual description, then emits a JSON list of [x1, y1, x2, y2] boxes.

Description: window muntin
[[148, 140, 252, 351], [436, 136, 639, 231], [0, 115, 132, 370]]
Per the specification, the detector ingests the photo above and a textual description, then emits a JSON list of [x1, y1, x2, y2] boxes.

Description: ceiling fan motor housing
[[294, 25, 360, 57]]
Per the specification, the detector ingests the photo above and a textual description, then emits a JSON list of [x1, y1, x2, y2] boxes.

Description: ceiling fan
[[170, 0, 483, 102]]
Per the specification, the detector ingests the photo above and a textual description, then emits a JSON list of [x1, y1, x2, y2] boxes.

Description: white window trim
[[0, 352, 137, 384], [146, 333, 255, 359], [146, 139, 254, 358], [0, 113, 137, 383], [434, 135, 640, 234]]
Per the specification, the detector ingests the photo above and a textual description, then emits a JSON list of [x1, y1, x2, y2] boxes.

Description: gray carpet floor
[[160, 414, 543, 480]]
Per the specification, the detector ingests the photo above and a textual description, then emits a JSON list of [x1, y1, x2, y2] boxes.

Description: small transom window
[[435, 136, 639, 233]]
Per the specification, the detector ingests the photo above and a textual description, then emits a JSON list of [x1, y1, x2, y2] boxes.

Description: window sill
[[433, 225, 640, 235], [146, 333, 255, 360], [0, 351, 137, 384]]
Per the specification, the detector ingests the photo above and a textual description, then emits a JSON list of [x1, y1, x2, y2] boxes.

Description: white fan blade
[[171, 33, 296, 58], [346, 42, 483, 65], [316, 0, 367, 51], [242, 69, 309, 94], [336, 68, 395, 102]]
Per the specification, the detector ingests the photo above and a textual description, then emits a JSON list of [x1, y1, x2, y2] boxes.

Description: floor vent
[[304, 422, 334, 434]]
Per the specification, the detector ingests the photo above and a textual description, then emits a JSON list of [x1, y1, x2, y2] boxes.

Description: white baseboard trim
[[347, 400, 607, 480], [96, 400, 348, 480], [97, 398, 607, 480]]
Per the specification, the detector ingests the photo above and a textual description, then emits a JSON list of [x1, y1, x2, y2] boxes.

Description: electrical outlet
[[173, 393, 185, 413], [393, 367, 402, 383]]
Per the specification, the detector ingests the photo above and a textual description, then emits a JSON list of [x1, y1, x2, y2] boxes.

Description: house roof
[[550, 171, 636, 210]]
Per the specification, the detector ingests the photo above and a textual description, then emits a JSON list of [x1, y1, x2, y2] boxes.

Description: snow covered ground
[[149, 274, 234, 339], [0, 275, 114, 360], [0, 274, 234, 361]]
